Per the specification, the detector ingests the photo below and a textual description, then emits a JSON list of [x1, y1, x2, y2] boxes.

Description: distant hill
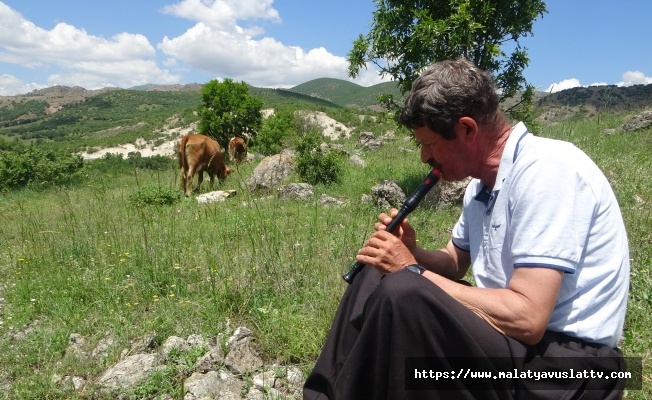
[[533, 84, 652, 123], [1, 79, 650, 142], [289, 78, 403, 109]]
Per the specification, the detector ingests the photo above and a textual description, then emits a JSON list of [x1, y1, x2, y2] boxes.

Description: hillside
[[289, 78, 403, 109], [1, 78, 651, 151], [535, 84, 652, 122]]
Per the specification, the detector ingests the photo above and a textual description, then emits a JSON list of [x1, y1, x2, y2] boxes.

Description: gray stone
[[622, 110, 652, 132], [195, 346, 225, 373], [279, 183, 314, 200], [224, 338, 263, 375], [248, 154, 295, 192], [184, 370, 242, 400], [96, 353, 163, 394], [370, 180, 406, 209]]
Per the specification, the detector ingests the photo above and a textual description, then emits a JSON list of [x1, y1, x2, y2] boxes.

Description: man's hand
[[356, 230, 417, 274], [375, 208, 418, 252], [356, 209, 418, 274]]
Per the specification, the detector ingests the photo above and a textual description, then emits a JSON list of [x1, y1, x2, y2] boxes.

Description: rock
[[248, 154, 295, 192], [91, 333, 116, 360], [226, 326, 253, 348], [195, 346, 225, 373], [160, 336, 187, 357], [127, 332, 157, 355], [349, 154, 366, 167], [55, 325, 303, 399], [224, 337, 263, 375], [622, 110, 652, 132], [279, 183, 314, 200], [196, 190, 236, 204], [358, 131, 384, 150], [435, 178, 471, 207], [318, 194, 345, 207], [64, 333, 89, 359], [252, 369, 276, 391], [96, 353, 163, 394], [370, 180, 406, 209], [184, 370, 242, 400], [286, 366, 304, 386], [187, 334, 208, 348]]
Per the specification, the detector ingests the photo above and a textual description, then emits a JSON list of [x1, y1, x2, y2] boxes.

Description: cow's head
[[219, 165, 232, 180]]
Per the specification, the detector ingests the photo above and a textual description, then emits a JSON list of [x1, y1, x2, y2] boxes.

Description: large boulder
[[622, 110, 652, 132], [247, 154, 295, 192], [369, 180, 407, 209]]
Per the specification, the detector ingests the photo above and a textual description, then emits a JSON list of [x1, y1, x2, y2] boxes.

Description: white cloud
[[0, 0, 385, 95], [158, 0, 384, 88], [544, 78, 581, 93], [617, 70, 652, 86], [162, 0, 281, 31], [0, 74, 46, 96], [0, 2, 176, 94], [47, 60, 179, 90]]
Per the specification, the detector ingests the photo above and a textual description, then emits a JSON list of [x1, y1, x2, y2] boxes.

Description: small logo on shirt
[[491, 223, 502, 230]]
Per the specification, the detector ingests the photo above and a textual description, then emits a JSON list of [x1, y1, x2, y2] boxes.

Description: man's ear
[[457, 117, 478, 143]]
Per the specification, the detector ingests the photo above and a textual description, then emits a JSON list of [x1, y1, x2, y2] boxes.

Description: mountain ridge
[[1, 78, 650, 124]]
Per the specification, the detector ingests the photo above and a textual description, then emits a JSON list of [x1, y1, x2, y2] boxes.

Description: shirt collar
[[492, 122, 530, 192]]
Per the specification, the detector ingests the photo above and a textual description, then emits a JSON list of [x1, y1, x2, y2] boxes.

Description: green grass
[[0, 114, 650, 398]]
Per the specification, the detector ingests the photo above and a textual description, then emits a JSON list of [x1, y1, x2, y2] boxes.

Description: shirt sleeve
[[508, 144, 600, 274]]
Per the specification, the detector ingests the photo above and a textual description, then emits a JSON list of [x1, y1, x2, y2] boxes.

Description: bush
[[253, 109, 296, 155], [127, 152, 176, 170], [128, 185, 182, 206], [0, 146, 84, 192], [295, 129, 342, 185]]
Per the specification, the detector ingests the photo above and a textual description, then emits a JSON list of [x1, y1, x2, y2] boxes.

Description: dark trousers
[[304, 267, 626, 400]]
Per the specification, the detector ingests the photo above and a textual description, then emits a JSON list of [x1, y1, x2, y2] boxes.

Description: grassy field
[[0, 113, 650, 398]]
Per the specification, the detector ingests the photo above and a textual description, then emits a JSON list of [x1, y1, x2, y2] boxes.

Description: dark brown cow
[[228, 136, 248, 163], [177, 134, 231, 197]]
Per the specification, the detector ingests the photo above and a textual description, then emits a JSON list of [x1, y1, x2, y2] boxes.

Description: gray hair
[[399, 58, 500, 140]]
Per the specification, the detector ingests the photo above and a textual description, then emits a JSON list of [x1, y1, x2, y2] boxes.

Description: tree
[[348, 0, 547, 121], [198, 79, 264, 149]]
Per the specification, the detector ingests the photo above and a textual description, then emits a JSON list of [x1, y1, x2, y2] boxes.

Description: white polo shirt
[[451, 122, 629, 348]]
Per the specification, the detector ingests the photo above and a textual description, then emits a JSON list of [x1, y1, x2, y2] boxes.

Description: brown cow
[[177, 134, 231, 197], [228, 136, 248, 163]]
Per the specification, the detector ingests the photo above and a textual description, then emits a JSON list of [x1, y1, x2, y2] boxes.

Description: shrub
[[128, 185, 182, 206], [253, 109, 296, 155], [127, 152, 175, 170], [295, 129, 342, 185], [0, 146, 84, 192]]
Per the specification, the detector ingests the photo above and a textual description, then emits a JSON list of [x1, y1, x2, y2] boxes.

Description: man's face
[[413, 125, 467, 181]]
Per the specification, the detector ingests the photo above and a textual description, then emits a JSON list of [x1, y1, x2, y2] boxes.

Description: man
[[304, 59, 630, 399]]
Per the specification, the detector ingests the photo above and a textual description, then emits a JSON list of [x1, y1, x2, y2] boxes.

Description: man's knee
[[371, 269, 434, 309]]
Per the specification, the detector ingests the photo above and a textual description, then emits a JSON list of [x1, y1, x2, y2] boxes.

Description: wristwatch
[[405, 264, 426, 275]]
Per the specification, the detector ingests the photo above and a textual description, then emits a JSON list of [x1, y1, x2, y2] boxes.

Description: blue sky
[[1, 0, 650, 96]]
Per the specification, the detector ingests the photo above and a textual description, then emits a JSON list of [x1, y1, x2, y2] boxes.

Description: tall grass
[[0, 116, 650, 398]]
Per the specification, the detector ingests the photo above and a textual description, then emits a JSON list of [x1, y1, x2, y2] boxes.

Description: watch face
[[406, 265, 424, 275]]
